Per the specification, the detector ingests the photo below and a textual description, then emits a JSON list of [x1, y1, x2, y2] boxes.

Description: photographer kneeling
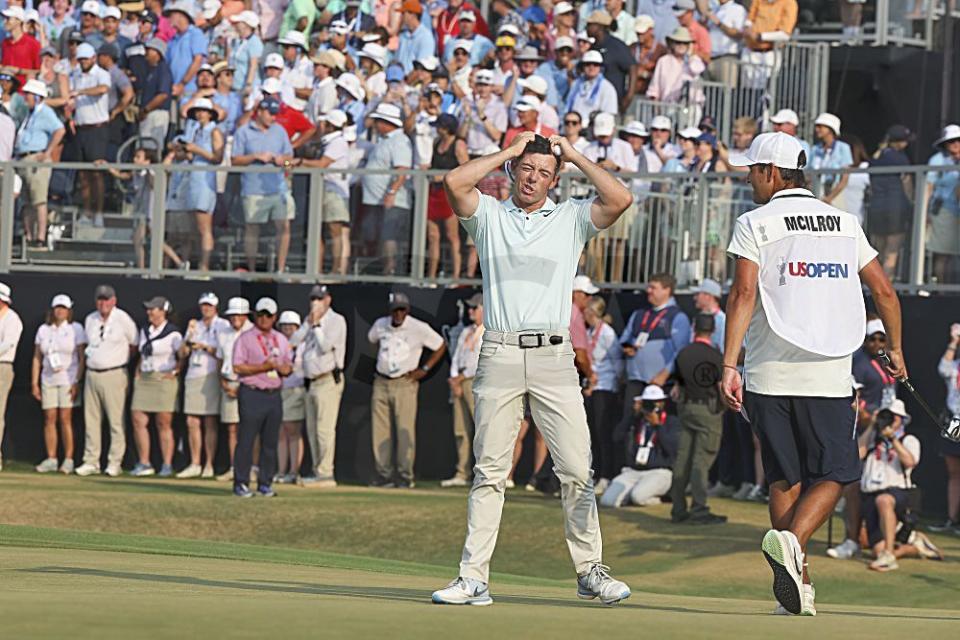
[[861, 400, 942, 571]]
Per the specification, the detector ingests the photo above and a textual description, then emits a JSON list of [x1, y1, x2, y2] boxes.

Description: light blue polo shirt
[[167, 25, 208, 92], [361, 127, 413, 209], [396, 22, 436, 73], [460, 193, 599, 332], [232, 121, 293, 196], [14, 103, 64, 155], [442, 34, 494, 67], [927, 151, 960, 215]]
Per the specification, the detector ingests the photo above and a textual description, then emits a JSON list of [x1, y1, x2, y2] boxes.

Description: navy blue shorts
[[743, 392, 861, 488]]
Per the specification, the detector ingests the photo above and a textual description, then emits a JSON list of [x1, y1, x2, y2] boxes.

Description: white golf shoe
[[176, 464, 202, 479], [431, 577, 493, 606], [576, 563, 631, 605], [761, 529, 805, 615], [35, 458, 58, 473]]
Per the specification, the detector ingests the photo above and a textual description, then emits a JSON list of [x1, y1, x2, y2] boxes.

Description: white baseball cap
[[581, 50, 603, 65], [358, 43, 388, 68], [278, 310, 301, 326], [727, 131, 807, 170], [335, 73, 364, 100], [650, 114, 672, 131], [1, 6, 25, 21], [621, 120, 649, 137], [51, 294, 73, 309], [320, 109, 348, 128], [814, 112, 841, 135], [638, 385, 667, 402], [452, 38, 474, 53], [101, 5, 121, 19], [80, 1, 101, 15], [518, 75, 548, 96], [593, 112, 616, 137], [230, 10, 260, 29], [770, 108, 800, 126], [498, 24, 521, 37], [224, 297, 250, 316], [573, 275, 599, 294], [202, 0, 222, 20], [76, 42, 97, 59], [278, 30, 308, 50], [264, 52, 284, 69], [678, 126, 702, 140], [458, 9, 477, 21], [515, 95, 541, 112], [0, 282, 10, 304], [865, 318, 885, 336], [554, 36, 575, 50], [255, 297, 278, 315], [577, 30, 595, 44], [198, 292, 219, 307], [474, 69, 494, 85], [697, 278, 722, 299], [634, 14, 655, 34], [554, 1, 575, 14], [329, 19, 351, 34], [416, 55, 439, 71]]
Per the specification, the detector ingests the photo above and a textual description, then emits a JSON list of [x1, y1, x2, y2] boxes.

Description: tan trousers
[[0, 364, 13, 465], [451, 377, 476, 480], [371, 375, 419, 482], [305, 374, 345, 479], [459, 338, 601, 583], [82, 368, 129, 469]]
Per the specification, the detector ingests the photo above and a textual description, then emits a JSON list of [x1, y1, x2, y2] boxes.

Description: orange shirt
[[747, 0, 798, 48]]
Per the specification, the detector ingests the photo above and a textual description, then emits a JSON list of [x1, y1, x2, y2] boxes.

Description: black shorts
[[743, 392, 860, 488], [67, 124, 109, 162], [861, 488, 910, 547]]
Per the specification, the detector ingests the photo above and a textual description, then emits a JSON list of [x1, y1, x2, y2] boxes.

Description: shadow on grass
[[604, 508, 765, 559], [95, 480, 228, 497]]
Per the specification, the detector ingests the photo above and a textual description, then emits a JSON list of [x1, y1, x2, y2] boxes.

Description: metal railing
[[631, 41, 829, 143], [1, 160, 959, 292], [793, 1, 957, 49]]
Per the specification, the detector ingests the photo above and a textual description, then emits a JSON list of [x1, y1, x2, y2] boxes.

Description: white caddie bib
[[750, 198, 866, 357]]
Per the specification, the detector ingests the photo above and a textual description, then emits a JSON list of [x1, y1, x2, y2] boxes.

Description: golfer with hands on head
[[431, 130, 634, 606], [720, 132, 906, 616]]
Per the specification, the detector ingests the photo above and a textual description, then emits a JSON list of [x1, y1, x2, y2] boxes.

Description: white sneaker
[[216, 467, 234, 482], [909, 531, 943, 560], [176, 464, 202, 479], [746, 485, 766, 502], [826, 538, 860, 560], [93, 213, 104, 228], [595, 478, 610, 496], [708, 482, 737, 498], [504, 479, 515, 489], [440, 476, 469, 488], [431, 577, 493, 606], [576, 564, 631, 605], [59, 459, 75, 474], [201, 466, 214, 479], [834, 496, 847, 514], [761, 529, 805, 615], [869, 550, 899, 572], [35, 458, 58, 473], [524, 482, 537, 492], [732, 482, 755, 501], [772, 585, 816, 616], [75, 462, 100, 477], [104, 464, 122, 477]]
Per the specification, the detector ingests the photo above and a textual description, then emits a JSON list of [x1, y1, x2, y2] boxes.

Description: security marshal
[[719, 132, 906, 617]]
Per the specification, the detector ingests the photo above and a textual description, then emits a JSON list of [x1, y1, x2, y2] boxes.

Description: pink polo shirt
[[570, 304, 590, 364], [232, 327, 291, 390]]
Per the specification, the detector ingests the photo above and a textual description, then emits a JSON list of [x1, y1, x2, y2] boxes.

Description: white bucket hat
[[814, 112, 841, 136], [370, 103, 404, 127]]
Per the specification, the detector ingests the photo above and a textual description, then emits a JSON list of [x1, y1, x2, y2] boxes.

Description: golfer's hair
[[778, 168, 807, 188], [650, 272, 676, 292], [517, 135, 562, 174]]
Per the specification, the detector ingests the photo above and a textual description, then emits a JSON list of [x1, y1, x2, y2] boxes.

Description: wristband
[[722, 364, 739, 371]]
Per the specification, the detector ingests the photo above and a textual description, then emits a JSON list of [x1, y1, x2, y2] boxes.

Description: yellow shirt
[[746, 0, 797, 50]]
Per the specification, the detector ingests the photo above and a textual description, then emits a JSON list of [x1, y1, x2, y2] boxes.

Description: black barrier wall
[[0, 274, 957, 517]]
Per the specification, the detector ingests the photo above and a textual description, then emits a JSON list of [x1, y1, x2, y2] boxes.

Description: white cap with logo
[[637, 385, 667, 402], [278, 310, 301, 326], [51, 294, 73, 309], [593, 112, 616, 137], [572, 275, 599, 294], [727, 132, 807, 170], [770, 108, 800, 126], [255, 297, 278, 315], [198, 292, 219, 307], [865, 318, 885, 336], [224, 297, 250, 316]]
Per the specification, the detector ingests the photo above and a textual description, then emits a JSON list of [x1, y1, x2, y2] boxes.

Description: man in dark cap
[[290, 285, 348, 487], [367, 292, 446, 488], [669, 312, 726, 524], [76, 284, 139, 477]]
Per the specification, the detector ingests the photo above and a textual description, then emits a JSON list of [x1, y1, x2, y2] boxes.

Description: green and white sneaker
[[576, 563, 631, 605], [762, 529, 805, 615], [773, 584, 816, 616], [431, 577, 493, 606]]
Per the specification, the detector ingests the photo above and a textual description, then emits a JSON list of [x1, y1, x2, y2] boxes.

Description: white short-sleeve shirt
[[84, 307, 138, 370], [69, 64, 112, 126], [184, 316, 230, 380], [460, 193, 600, 332], [368, 315, 445, 378], [861, 434, 921, 492], [35, 321, 87, 386], [138, 321, 183, 374], [727, 188, 878, 397]]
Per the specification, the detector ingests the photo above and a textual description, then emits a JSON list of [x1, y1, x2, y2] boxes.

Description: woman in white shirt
[[130, 297, 183, 478], [31, 294, 86, 474], [177, 293, 230, 479], [583, 295, 623, 493], [277, 311, 306, 484]]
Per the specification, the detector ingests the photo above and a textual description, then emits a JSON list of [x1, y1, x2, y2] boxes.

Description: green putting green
[[1, 467, 958, 638]]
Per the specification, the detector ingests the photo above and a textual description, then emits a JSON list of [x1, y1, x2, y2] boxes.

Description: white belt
[[483, 330, 570, 349]]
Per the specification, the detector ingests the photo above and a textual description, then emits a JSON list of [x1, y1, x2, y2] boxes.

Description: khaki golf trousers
[[459, 335, 602, 583], [305, 374, 345, 479], [451, 377, 476, 480], [0, 364, 13, 465], [371, 375, 419, 482], [82, 368, 128, 469]]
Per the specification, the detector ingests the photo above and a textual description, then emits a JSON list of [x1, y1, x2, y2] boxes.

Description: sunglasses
[[564, 120, 580, 126], [454, 50, 468, 56], [583, 62, 601, 67], [497, 46, 513, 52], [256, 310, 275, 317]]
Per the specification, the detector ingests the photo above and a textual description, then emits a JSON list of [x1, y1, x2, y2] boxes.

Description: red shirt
[[503, 123, 556, 148], [436, 3, 491, 56], [1, 33, 41, 86], [275, 103, 315, 141]]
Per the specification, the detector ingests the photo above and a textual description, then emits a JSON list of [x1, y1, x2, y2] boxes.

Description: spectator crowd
[[1, 0, 957, 282], [0, 271, 957, 573]]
